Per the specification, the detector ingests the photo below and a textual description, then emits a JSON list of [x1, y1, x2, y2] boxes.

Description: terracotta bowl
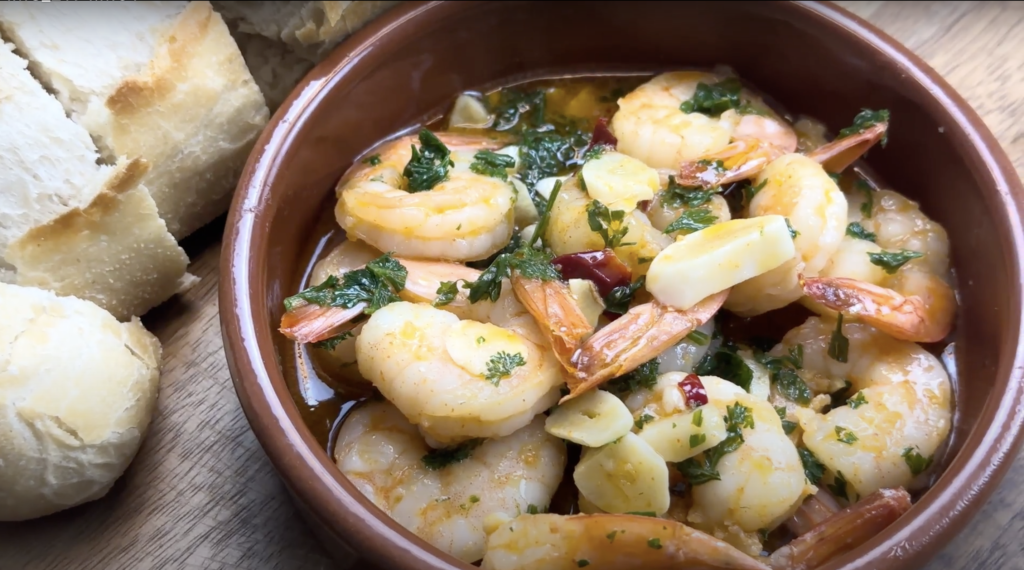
[[220, 1, 1024, 569]]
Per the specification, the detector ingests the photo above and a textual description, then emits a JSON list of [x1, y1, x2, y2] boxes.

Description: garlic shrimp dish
[[278, 71, 958, 569]]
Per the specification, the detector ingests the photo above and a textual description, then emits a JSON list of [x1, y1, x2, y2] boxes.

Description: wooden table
[[2, 2, 1022, 569]]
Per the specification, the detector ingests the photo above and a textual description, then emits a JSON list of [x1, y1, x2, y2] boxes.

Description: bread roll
[[229, 29, 316, 113], [0, 1, 270, 240], [0, 283, 162, 522], [7, 158, 194, 321], [213, 1, 400, 61]]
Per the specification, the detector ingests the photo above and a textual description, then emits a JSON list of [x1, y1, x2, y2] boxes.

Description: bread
[[213, 1, 400, 61], [0, 1, 270, 240], [0, 283, 162, 522], [0, 41, 105, 267], [229, 29, 316, 113], [7, 158, 194, 322]]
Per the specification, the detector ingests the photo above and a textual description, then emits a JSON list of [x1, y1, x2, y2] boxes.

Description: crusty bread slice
[[0, 1, 270, 240], [7, 158, 193, 322], [213, 1, 399, 61], [228, 29, 316, 113], [0, 41, 105, 267]]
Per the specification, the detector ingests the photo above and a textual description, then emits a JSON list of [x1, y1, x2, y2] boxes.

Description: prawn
[[772, 317, 952, 499], [802, 189, 956, 343], [335, 401, 566, 564], [335, 131, 518, 262], [480, 513, 769, 570]]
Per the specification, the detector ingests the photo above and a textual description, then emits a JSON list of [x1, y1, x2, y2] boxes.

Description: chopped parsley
[[469, 150, 516, 180], [469, 495, 481, 503], [828, 314, 850, 363], [626, 511, 658, 517], [726, 403, 755, 431], [582, 143, 612, 162], [846, 222, 877, 242], [577, 561, 590, 568], [755, 346, 812, 405], [647, 537, 663, 550], [837, 108, 891, 147], [492, 88, 547, 131], [603, 276, 645, 315], [529, 180, 561, 248], [403, 129, 454, 192], [868, 249, 924, 274], [421, 439, 483, 470], [662, 175, 717, 209], [664, 207, 718, 235], [828, 471, 851, 502], [902, 446, 934, 476], [835, 426, 859, 445], [856, 180, 874, 217], [686, 330, 711, 346], [526, 504, 541, 515], [362, 153, 381, 166], [694, 345, 753, 392], [463, 242, 561, 303], [606, 530, 618, 542], [677, 403, 751, 485], [477, 337, 486, 344], [311, 331, 354, 351], [587, 200, 631, 248], [690, 433, 707, 448], [847, 391, 869, 409], [484, 351, 526, 386], [744, 179, 768, 205], [635, 413, 656, 430], [679, 77, 743, 116], [775, 406, 798, 435], [607, 358, 660, 395], [786, 218, 800, 239], [283, 254, 407, 314], [433, 281, 460, 307], [518, 128, 587, 198], [692, 408, 704, 427], [799, 448, 826, 485]]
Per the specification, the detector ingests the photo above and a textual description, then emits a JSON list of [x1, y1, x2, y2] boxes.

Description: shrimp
[[645, 171, 733, 239], [723, 154, 848, 316], [685, 377, 816, 556], [335, 401, 566, 564], [802, 189, 956, 343], [356, 301, 563, 445], [773, 317, 952, 499], [510, 273, 594, 371], [335, 131, 517, 262], [480, 514, 769, 570], [611, 71, 796, 171]]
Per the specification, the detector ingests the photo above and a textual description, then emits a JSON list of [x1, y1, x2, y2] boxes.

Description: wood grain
[[1, 2, 1021, 569]]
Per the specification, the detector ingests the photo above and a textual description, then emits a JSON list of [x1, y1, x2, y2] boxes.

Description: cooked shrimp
[[685, 377, 816, 556], [654, 319, 716, 374], [335, 401, 566, 564], [769, 488, 911, 570], [511, 273, 594, 371], [723, 154, 848, 316], [645, 171, 733, 239], [774, 317, 952, 499], [567, 291, 729, 400], [357, 301, 563, 445], [611, 71, 795, 171], [481, 514, 769, 570], [335, 131, 517, 262], [802, 189, 956, 343]]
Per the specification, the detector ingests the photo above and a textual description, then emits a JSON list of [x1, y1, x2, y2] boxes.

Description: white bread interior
[[7, 158, 193, 322], [0, 282, 162, 522], [0, 1, 270, 240], [0, 41, 106, 267]]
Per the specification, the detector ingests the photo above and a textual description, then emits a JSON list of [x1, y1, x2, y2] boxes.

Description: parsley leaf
[[530, 180, 562, 248], [469, 150, 516, 181], [582, 144, 612, 162], [776, 369, 813, 406], [678, 402, 752, 485], [856, 179, 874, 217], [744, 179, 768, 205], [577, 561, 590, 568], [679, 77, 743, 116], [695, 346, 753, 392], [311, 331, 354, 351], [433, 281, 460, 307], [828, 314, 850, 363], [403, 129, 454, 192], [362, 153, 381, 166], [664, 207, 718, 235], [835, 426, 859, 445], [868, 250, 924, 274], [837, 108, 891, 147], [726, 403, 755, 431], [463, 242, 561, 303], [626, 511, 658, 517], [635, 413, 655, 430], [526, 504, 541, 515], [283, 254, 407, 315], [518, 128, 586, 194], [484, 351, 526, 386], [846, 222, 877, 242], [492, 88, 547, 131], [686, 330, 711, 346], [690, 433, 707, 448], [786, 218, 800, 239], [587, 200, 631, 248], [421, 439, 483, 470], [677, 456, 722, 485], [603, 276, 645, 315], [847, 391, 869, 409], [607, 358, 660, 395], [775, 406, 798, 435], [902, 446, 934, 476], [648, 538, 663, 550], [692, 408, 704, 427], [662, 175, 717, 209], [799, 448, 826, 485], [828, 471, 851, 502]]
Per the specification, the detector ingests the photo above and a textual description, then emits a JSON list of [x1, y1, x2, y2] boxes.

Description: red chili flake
[[637, 199, 652, 213], [551, 249, 631, 298], [590, 117, 618, 148], [679, 374, 709, 407]]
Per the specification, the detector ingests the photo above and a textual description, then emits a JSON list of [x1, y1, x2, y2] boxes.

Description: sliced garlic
[[581, 151, 659, 212], [638, 404, 728, 462], [445, 320, 529, 378], [545, 389, 632, 447], [647, 215, 796, 310], [448, 94, 493, 129], [568, 279, 606, 329], [573, 433, 670, 515], [534, 176, 569, 200], [511, 177, 539, 227]]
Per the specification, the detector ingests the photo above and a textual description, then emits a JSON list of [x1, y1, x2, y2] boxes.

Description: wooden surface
[[2, 2, 1022, 569]]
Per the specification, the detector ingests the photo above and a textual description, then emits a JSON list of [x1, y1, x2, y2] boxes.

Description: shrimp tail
[[566, 290, 729, 402], [676, 138, 786, 188], [482, 513, 770, 570], [511, 273, 594, 372], [279, 302, 367, 343], [800, 275, 952, 343], [769, 488, 912, 570], [784, 489, 842, 536], [805, 122, 888, 174]]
